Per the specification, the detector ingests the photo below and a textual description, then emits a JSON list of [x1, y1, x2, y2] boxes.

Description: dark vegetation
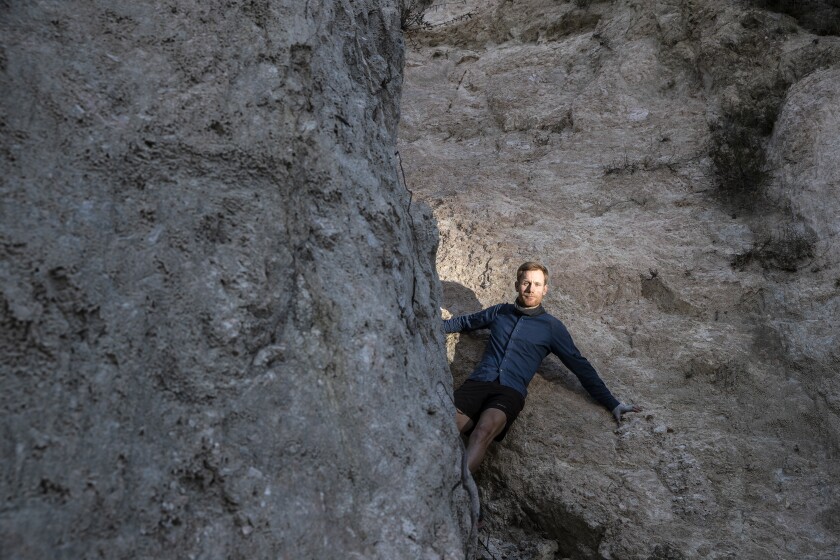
[[712, 89, 818, 273], [603, 142, 677, 177], [401, 0, 478, 32], [703, 8, 840, 272], [709, 119, 767, 207], [753, 0, 840, 36], [731, 223, 818, 273], [401, 0, 431, 30], [707, 11, 793, 210]]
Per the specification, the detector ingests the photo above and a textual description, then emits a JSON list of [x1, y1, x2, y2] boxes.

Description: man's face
[[515, 269, 548, 307]]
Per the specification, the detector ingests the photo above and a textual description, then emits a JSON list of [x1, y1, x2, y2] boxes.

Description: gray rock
[[1, 1, 470, 558], [401, 0, 840, 558]]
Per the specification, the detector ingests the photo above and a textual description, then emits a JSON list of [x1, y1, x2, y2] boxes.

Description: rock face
[[1, 1, 471, 558], [401, 1, 840, 558]]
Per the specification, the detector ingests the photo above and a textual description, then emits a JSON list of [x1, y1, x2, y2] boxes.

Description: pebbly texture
[[401, 1, 840, 558], [1, 1, 471, 559]]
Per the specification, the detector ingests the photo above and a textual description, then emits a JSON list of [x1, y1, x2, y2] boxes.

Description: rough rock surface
[[400, 1, 840, 558], [1, 1, 471, 558]]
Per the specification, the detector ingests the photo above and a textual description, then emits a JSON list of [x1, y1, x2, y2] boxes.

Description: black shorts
[[454, 379, 525, 441]]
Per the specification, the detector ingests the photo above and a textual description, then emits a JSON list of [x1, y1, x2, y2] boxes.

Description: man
[[444, 262, 640, 473]]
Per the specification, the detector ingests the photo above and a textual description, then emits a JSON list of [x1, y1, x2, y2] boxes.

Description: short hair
[[516, 261, 549, 283]]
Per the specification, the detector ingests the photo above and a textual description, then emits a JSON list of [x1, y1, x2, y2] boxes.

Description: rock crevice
[[402, 1, 840, 558]]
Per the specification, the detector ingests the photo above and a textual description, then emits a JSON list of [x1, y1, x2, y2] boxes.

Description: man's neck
[[514, 299, 545, 316]]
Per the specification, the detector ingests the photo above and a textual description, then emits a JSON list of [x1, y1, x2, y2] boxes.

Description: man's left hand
[[611, 402, 642, 424]]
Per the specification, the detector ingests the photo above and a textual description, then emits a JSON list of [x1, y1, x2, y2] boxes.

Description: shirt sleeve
[[443, 304, 502, 334], [550, 319, 620, 411]]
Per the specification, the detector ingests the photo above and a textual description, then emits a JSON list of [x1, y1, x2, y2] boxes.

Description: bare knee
[[470, 412, 506, 445], [470, 423, 497, 446]]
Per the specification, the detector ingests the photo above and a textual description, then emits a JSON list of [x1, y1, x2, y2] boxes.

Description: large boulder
[[0, 1, 470, 558], [401, 0, 840, 558]]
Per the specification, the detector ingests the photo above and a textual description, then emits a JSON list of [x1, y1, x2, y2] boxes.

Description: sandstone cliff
[[1, 1, 472, 558], [400, 1, 840, 558]]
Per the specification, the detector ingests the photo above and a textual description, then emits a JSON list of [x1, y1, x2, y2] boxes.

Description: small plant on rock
[[731, 222, 817, 273], [401, 0, 431, 30]]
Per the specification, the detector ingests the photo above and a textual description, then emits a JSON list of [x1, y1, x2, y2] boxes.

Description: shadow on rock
[[441, 281, 489, 387]]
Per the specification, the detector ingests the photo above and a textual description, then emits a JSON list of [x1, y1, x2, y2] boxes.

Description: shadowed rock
[[0, 1, 471, 558]]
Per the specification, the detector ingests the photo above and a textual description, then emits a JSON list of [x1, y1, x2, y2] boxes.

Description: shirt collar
[[514, 299, 546, 316]]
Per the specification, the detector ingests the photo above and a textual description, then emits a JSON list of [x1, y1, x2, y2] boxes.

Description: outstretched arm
[[443, 304, 502, 334], [550, 320, 639, 422]]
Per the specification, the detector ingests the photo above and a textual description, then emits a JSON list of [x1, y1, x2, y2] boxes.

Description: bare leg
[[456, 409, 474, 434], [464, 408, 507, 473]]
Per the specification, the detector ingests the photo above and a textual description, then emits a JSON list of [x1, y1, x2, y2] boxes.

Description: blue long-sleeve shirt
[[444, 303, 620, 411]]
